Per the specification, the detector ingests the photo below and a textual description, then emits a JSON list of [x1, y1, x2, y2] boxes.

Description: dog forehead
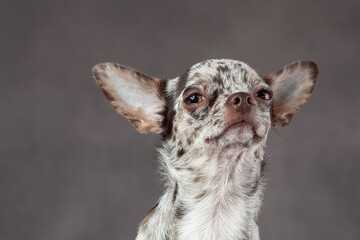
[[190, 59, 248, 72], [186, 59, 260, 89]]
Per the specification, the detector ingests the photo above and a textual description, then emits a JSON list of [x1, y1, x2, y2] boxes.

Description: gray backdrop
[[1, 0, 359, 239]]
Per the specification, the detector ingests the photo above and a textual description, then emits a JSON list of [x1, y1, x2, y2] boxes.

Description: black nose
[[228, 92, 253, 110]]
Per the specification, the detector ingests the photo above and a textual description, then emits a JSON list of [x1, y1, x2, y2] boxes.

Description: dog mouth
[[222, 119, 255, 136], [226, 120, 252, 130], [206, 119, 262, 144]]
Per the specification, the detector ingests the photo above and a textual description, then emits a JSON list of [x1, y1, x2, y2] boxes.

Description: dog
[[92, 59, 318, 240]]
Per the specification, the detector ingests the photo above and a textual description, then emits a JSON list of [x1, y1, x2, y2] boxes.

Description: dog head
[[93, 59, 317, 155]]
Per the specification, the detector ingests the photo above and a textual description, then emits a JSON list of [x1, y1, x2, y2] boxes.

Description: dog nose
[[227, 92, 253, 111]]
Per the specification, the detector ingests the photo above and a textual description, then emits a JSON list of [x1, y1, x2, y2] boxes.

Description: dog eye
[[185, 93, 205, 104], [256, 89, 272, 100]]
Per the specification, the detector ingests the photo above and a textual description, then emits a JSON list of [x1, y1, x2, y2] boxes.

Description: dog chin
[[219, 122, 256, 147]]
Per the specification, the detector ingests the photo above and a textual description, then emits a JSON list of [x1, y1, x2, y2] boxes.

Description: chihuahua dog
[[93, 59, 318, 240]]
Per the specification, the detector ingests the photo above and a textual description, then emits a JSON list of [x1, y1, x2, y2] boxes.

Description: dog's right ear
[[92, 63, 166, 134]]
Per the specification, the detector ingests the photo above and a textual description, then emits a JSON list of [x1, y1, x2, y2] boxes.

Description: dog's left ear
[[92, 63, 166, 134], [264, 61, 318, 126]]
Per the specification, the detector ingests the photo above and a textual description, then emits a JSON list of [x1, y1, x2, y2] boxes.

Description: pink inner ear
[[93, 63, 166, 133], [267, 61, 318, 126]]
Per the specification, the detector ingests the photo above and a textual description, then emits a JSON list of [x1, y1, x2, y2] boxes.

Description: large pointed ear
[[92, 63, 166, 134], [264, 61, 318, 126]]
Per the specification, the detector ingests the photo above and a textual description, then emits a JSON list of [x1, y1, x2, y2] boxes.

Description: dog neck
[[137, 139, 266, 240]]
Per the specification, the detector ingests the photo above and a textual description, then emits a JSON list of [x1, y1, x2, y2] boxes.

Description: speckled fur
[[92, 59, 318, 240]]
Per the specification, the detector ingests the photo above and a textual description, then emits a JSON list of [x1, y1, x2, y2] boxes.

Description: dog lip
[[225, 120, 253, 132], [208, 120, 255, 142]]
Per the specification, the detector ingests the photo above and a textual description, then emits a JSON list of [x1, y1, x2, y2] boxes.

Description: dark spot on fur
[[160, 80, 176, 140], [149, 202, 159, 214], [193, 176, 202, 183], [216, 65, 229, 73], [187, 138, 192, 145], [189, 105, 211, 121], [249, 178, 260, 195], [196, 190, 207, 199], [177, 148, 185, 157], [213, 108, 220, 115], [208, 90, 218, 108], [213, 75, 223, 87], [242, 69, 248, 83], [199, 108, 209, 120], [164, 234, 170, 240], [172, 182, 178, 203], [191, 112, 201, 120], [260, 159, 267, 178], [175, 202, 186, 220], [194, 126, 201, 132]]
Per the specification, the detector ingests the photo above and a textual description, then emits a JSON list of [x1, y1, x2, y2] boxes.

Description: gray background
[[1, 0, 359, 239]]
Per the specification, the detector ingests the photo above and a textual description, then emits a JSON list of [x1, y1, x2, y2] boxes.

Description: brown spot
[[236, 62, 243, 68], [177, 148, 185, 157], [239, 68, 248, 83], [249, 178, 260, 195], [196, 190, 207, 199], [175, 202, 186, 219], [216, 65, 229, 73], [172, 182, 178, 203], [208, 90, 218, 108], [161, 80, 176, 139], [213, 108, 220, 115], [260, 160, 267, 178], [194, 126, 202, 132], [187, 138, 192, 145], [213, 75, 223, 86], [193, 176, 202, 183]]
